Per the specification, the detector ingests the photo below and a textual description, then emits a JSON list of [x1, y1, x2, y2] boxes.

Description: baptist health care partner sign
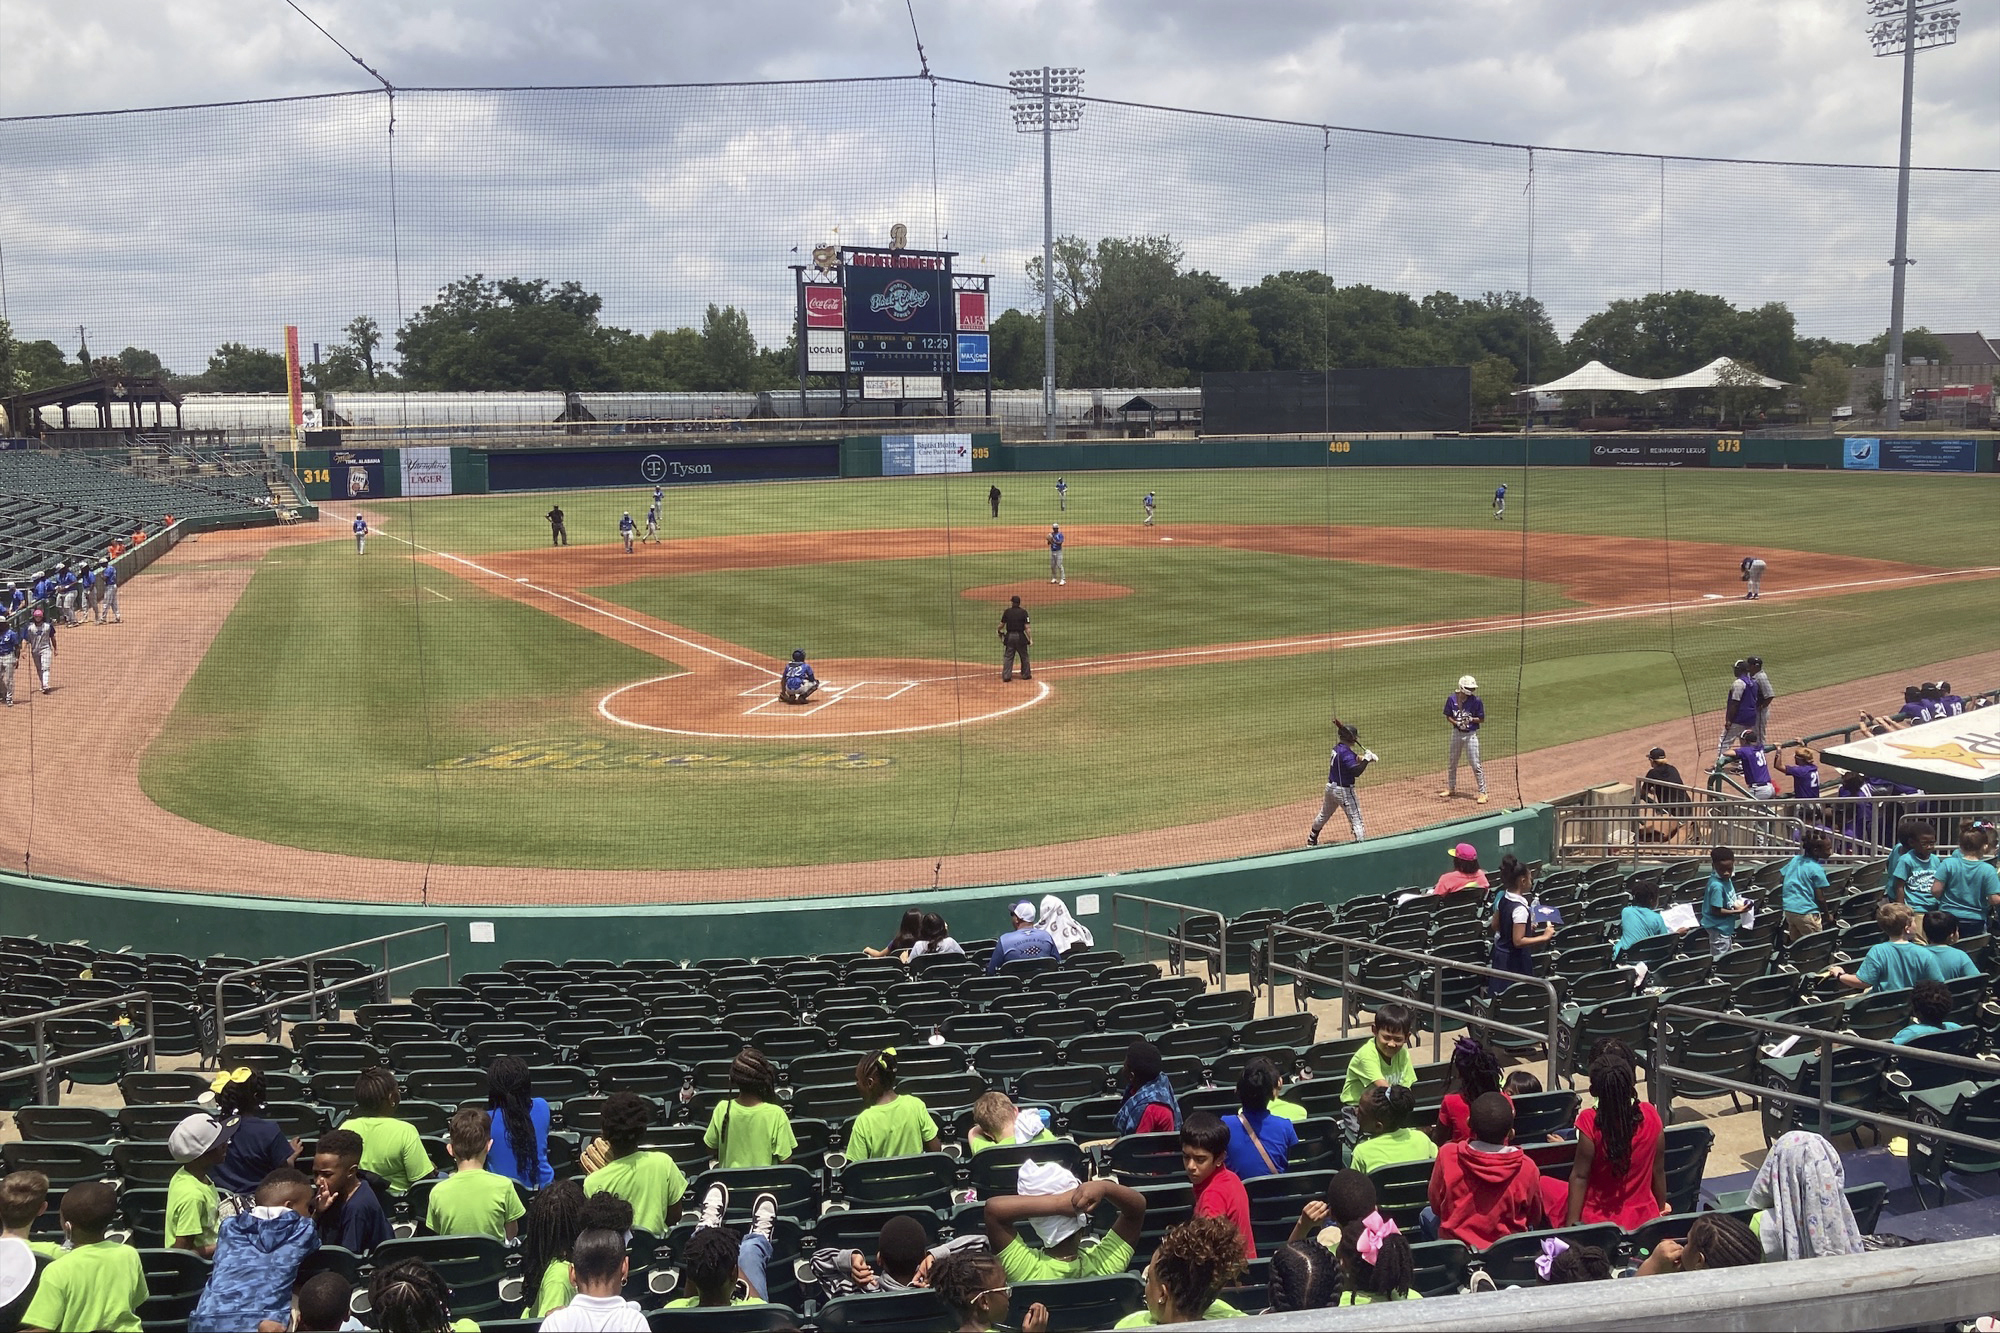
[[1823, 710, 2000, 795], [881, 433, 974, 476]]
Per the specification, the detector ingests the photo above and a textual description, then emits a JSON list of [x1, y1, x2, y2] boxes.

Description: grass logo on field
[[435, 740, 893, 771]]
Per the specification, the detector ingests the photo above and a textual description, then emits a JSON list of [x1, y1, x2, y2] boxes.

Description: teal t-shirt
[[1855, 939, 1944, 992], [1614, 905, 1668, 958], [1934, 855, 1999, 927], [1780, 855, 1830, 918], [1893, 851, 1942, 913], [1927, 944, 1981, 981], [1894, 1020, 1962, 1045], [1700, 873, 1741, 935]]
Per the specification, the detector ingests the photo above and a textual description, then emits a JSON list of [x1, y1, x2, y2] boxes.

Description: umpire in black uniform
[[999, 595, 1031, 682], [546, 504, 568, 546]]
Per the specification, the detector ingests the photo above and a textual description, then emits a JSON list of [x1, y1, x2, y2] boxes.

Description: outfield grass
[[138, 467, 2000, 870]]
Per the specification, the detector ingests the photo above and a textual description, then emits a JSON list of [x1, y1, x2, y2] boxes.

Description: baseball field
[[99, 463, 1995, 897]]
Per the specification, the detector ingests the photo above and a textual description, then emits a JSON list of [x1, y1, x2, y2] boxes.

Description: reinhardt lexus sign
[[1822, 710, 2000, 794], [1587, 438, 1712, 467]]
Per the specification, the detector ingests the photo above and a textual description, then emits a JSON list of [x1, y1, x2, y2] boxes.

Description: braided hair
[[1149, 1216, 1248, 1323], [1448, 1036, 1502, 1102], [486, 1056, 541, 1184], [215, 1069, 268, 1117], [1544, 1244, 1613, 1283], [930, 1249, 1005, 1328], [1335, 1212, 1413, 1300], [856, 1048, 900, 1101], [518, 1179, 585, 1306], [1683, 1213, 1761, 1270], [1266, 1240, 1339, 1312], [369, 1258, 455, 1333], [718, 1047, 780, 1162], [1587, 1050, 1640, 1172]]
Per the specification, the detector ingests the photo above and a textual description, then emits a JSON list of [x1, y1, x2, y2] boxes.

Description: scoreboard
[[794, 244, 991, 393], [847, 332, 953, 375]]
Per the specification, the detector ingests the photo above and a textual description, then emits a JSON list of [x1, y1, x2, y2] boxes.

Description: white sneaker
[[750, 1192, 779, 1240], [697, 1180, 729, 1230], [1059, 580, 1065, 585]]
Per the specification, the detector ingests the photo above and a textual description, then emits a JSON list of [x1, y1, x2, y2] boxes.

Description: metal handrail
[[1109, 893, 1229, 991], [1261, 921, 1565, 1088], [211, 924, 452, 1044], [0, 991, 157, 1105], [1649, 1000, 2000, 1157], [1562, 788, 2000, 871]]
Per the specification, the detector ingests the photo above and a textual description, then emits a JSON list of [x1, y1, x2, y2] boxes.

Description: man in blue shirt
[[1439, 675, 1486, 803], [779, 649, 820, 705], [986, 902, 1059, 974]]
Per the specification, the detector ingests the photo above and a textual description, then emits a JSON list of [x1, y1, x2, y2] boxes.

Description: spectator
[[1114, 1041, 1179, 1136], [864, 909, 923, 959], [1889, 823, 1943, 922], [425, 1105, 525, 1241], [486, 1056, 553, 1189], [537, 1228, 648, 1332], [810, 1213, 989, 1299], [1614, 882, 1682, 961], [520, 1180, 586, 1319], [1541, 1241, 1614, 1283], [165, 1113, 232, 1258], [1780, 830, 1833, 942], [208, 1068, 303, 1198], [968, 1092, 1058, 1155], [189, 1169, 320, 1333], [1332, 1207, 1417, 1306], [19, 1183, 145, 1333], [1922, 911, 1983, 981], [846, 1048, 942, 1160], [367, 1258, 474, 1333], [1934, 830, 2000, 936], [293, 1270, 354, 1332], [1744, 1132, 1865, 1260], [985, 901, 1059, 974], [1431, 843, 1488, 897], [1350, 1084, 1436, 1174], [1222, 1057, 1298, 1181], [1638, 747, 1690, 840], [1037, 895, 1095, 955], [1180, 1112, 1254, 1261], [663, 1183, 781, 1306], [581, 1092, 686, 1234], [1700, 846, 1749, 959], [703, 1049, 796, 1169], [1831, 902, 1944, 992], [1115, 1216, 1247, 1326], [1545, 1050, 1665, 1229], [1893, 979, 1962, 1045], [0, 1171, 57, 1258], [1438, 1037, 1505, 1144], [1489, 855, 1557, 990], [1636, 1211, 1763, 1276], [1286, 1166, 1373, 1247], [907, 912, 963, 960], [1503, 1070, 1543, 1098], [932, 1249, 1045, 1333], [1425, 1092, 1544, 1246], [1267, 1070, 1310, 1123], [578, 1192, 632, 1240], [342, 1068, 438, 1195], [1341, 1003, 1415, 1110], [1264, 1240, 1340, 1312], [985, 1162, 1146, 1281], [310, 1128, 390, 1256]]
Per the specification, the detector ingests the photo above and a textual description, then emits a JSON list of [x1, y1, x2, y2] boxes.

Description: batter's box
[[838, 680, 917, 702], [738, 681, 781, 698]]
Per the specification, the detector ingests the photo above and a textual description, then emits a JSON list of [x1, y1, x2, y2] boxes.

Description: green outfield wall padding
[[967, 436, 1881, 473], [840, 435, 884, 478], [0, 807, 1550, 985], [450, 446, 489, 495]]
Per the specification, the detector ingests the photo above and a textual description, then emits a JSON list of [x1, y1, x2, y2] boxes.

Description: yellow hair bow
[[209, 1067, 252, 1095]]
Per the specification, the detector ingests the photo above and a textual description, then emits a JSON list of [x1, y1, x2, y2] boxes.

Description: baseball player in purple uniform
[[1440, 676, 1487, 802], [1718, 659, 1760, 761], [1732, 731, 1776, 798], [1307, 719, 1375, 845]]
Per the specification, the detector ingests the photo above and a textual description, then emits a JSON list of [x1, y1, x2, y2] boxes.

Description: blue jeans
[[738, 1233, 773, 1301], [1419, 1206, 1439, 1242]]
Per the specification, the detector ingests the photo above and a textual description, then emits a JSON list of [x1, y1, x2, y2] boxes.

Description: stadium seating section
[[0, 449, 274, 578]]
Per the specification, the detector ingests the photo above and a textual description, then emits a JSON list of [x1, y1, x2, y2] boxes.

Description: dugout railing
[[210, 924, 452, 1048], [1648, 1000, 2000, 1158], [1560, 789, 2000, 869], [1258, 922, 1566, 1089], [1109, 892, 1231, 990], [0, 991, 157, 1106]]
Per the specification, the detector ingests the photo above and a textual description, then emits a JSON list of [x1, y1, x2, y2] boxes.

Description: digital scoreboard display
[[846, 331, 952, 375]]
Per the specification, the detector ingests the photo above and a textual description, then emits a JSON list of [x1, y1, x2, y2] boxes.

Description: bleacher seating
[[0, 449, 275, 578]]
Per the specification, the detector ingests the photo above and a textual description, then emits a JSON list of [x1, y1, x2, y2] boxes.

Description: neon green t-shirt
[[1349, 1126, 1440, 1174], [583, 1150, 688, 1234], [26, 1239, 64, 1259], [1338, 1289, 1422, 1304], [664, 1296, 767, 1308], [340, 1115, 437, 1194], [1342, 1040, 1415, 1105], [425, 1165, 525, 1239], [969, 1128, 1061, 1154], [845, 1094, 938, 1161], [1114, 1299, 1245, 1326], [997, 1232, 1135, 1282], [703, 1099, 798, 1170], [1268, 1096, 1308, 1123], [530, 1259, 575, 1318], [164, 1167, 219, 1250], [22, 1239, 148, 1333]]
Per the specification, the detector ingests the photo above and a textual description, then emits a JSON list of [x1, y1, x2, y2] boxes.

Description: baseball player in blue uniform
[[1142, 491, 1156, 526], [1493, 482, 1507, 520], [654, 484, 664, 508], [643, 500, 661, 543], [0, 621, 18, 705], [1307, 719, 1375, 845], [1740, 555, 1766, 599], [3, 582, 23, 615], [353, 514, 368, 553], [1441, 675, 1487, 802], [31, 572, 50, 609], [1056, 477, 1068, 511], [619, 512, 636, 553], [779, 649, 821, 704], [78, 564, 97, 622], [55, 564, 78, 625], [99, 563, 120, 623], [1047, 524, 1065, 584]]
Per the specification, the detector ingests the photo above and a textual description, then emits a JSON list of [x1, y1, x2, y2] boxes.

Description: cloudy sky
[[2, 0, 1995, 367]]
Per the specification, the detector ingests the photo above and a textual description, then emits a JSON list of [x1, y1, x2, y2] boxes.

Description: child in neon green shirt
[[425, 1106, 524, 1241], [967, 1092, 1061, 1155], [702, 1050, 797, 1169], [1342, 1005, 1416, 1105], [1347, 1084, 1438, 1174], [164, 1113, 230, 1257], [342, 1067, 439, 1195], [0, 1169, 63, 1259], [22, 1183, 147, 1333], [582, 1092, 687, 1234], [847, 1050, 942, 1161], [1111, 1215, 1248, 1325]]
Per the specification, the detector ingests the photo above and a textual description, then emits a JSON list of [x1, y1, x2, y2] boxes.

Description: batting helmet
[[792, 649, 806, 662], [1457, 675, 1477, 692]]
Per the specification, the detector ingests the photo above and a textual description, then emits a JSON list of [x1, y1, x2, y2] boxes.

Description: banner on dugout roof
[[882, 433, 972, 476], [1587, 437, 1711, 467], [1842, 437, 1976, 472], [400, 445, 453, 496], [1821, 710, 2000, 794]]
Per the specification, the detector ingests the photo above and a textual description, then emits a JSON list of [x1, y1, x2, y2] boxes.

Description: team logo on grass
[[436, 741, 893, 771], [869, 279, 931, 321]]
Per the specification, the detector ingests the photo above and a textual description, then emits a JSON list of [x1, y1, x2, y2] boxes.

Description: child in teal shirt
[[1700, 847, 1748, 958]]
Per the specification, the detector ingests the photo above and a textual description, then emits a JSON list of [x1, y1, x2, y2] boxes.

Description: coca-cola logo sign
[[804, 288, 844, 329]]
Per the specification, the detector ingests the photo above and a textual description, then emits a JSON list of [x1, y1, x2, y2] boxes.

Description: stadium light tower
[[1866, 0, 1961, 431], [1011, 66, 1084, 441]]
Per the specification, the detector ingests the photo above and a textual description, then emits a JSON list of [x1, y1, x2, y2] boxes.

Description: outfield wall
[[0, 806, 1548, 983]]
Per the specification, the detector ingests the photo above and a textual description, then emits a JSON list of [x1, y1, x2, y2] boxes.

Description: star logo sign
[[1886, 740, 1999, 772]]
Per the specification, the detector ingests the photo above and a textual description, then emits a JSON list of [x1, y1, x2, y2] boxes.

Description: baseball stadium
[[1, 36, 1998, 1333]]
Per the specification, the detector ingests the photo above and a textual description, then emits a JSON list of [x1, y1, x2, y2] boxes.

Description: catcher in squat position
[[779, 649, 821, 704]]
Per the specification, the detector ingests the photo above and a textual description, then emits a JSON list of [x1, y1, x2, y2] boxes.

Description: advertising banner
[[881, 435, 916, 476], [1587, 438, 1711, 467], [400, 445, 453, 497], [955, 291, 987, 332], [804, 287, 845, 329], [486, 443, 838, 492], [956, 334, 991, 374], [1822, 710, 2000, 794], [805, 328, 845, 372], [330, 450, 384, 498], [1844, 437, 1976, 471], [883, 433, 972, 475], [1842, 437, 1880, 469]]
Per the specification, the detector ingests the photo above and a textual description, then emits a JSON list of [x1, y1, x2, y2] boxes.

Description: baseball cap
[[1449, 842, 1479, 862], [1648, 747, 1667, 760], [1457, 675, 1477, 692], [1012, 900, 1037, 923], [168, 1113, 234, 1164]]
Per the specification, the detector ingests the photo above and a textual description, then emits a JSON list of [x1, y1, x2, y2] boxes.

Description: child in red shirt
[[1181, 1111, 1255, 1261], [1426, 1092, 1544, 1248]]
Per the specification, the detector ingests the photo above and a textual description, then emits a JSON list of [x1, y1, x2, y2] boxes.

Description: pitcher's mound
[[961, 580, 1133, 603]]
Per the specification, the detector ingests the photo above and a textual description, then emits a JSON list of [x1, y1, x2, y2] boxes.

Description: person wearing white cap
[[983, 1159, 1148, 1281], [1440, 675, 1488, 804], [985, 901, 1059, 975], [166, 1114, 235, 1258], [0, 1233, 39, 1330]]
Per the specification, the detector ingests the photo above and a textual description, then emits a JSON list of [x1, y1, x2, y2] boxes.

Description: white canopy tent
[[1528, 356, 1788, 393], [1650, 356, 1789, 391]]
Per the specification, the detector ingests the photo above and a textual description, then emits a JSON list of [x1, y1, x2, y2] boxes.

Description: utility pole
[[1866, 0, 1961, 431], [1010, 66, 1084, 442]]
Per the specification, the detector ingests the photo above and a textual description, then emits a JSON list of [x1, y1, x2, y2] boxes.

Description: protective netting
[[0, 78, 1995, 904]]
